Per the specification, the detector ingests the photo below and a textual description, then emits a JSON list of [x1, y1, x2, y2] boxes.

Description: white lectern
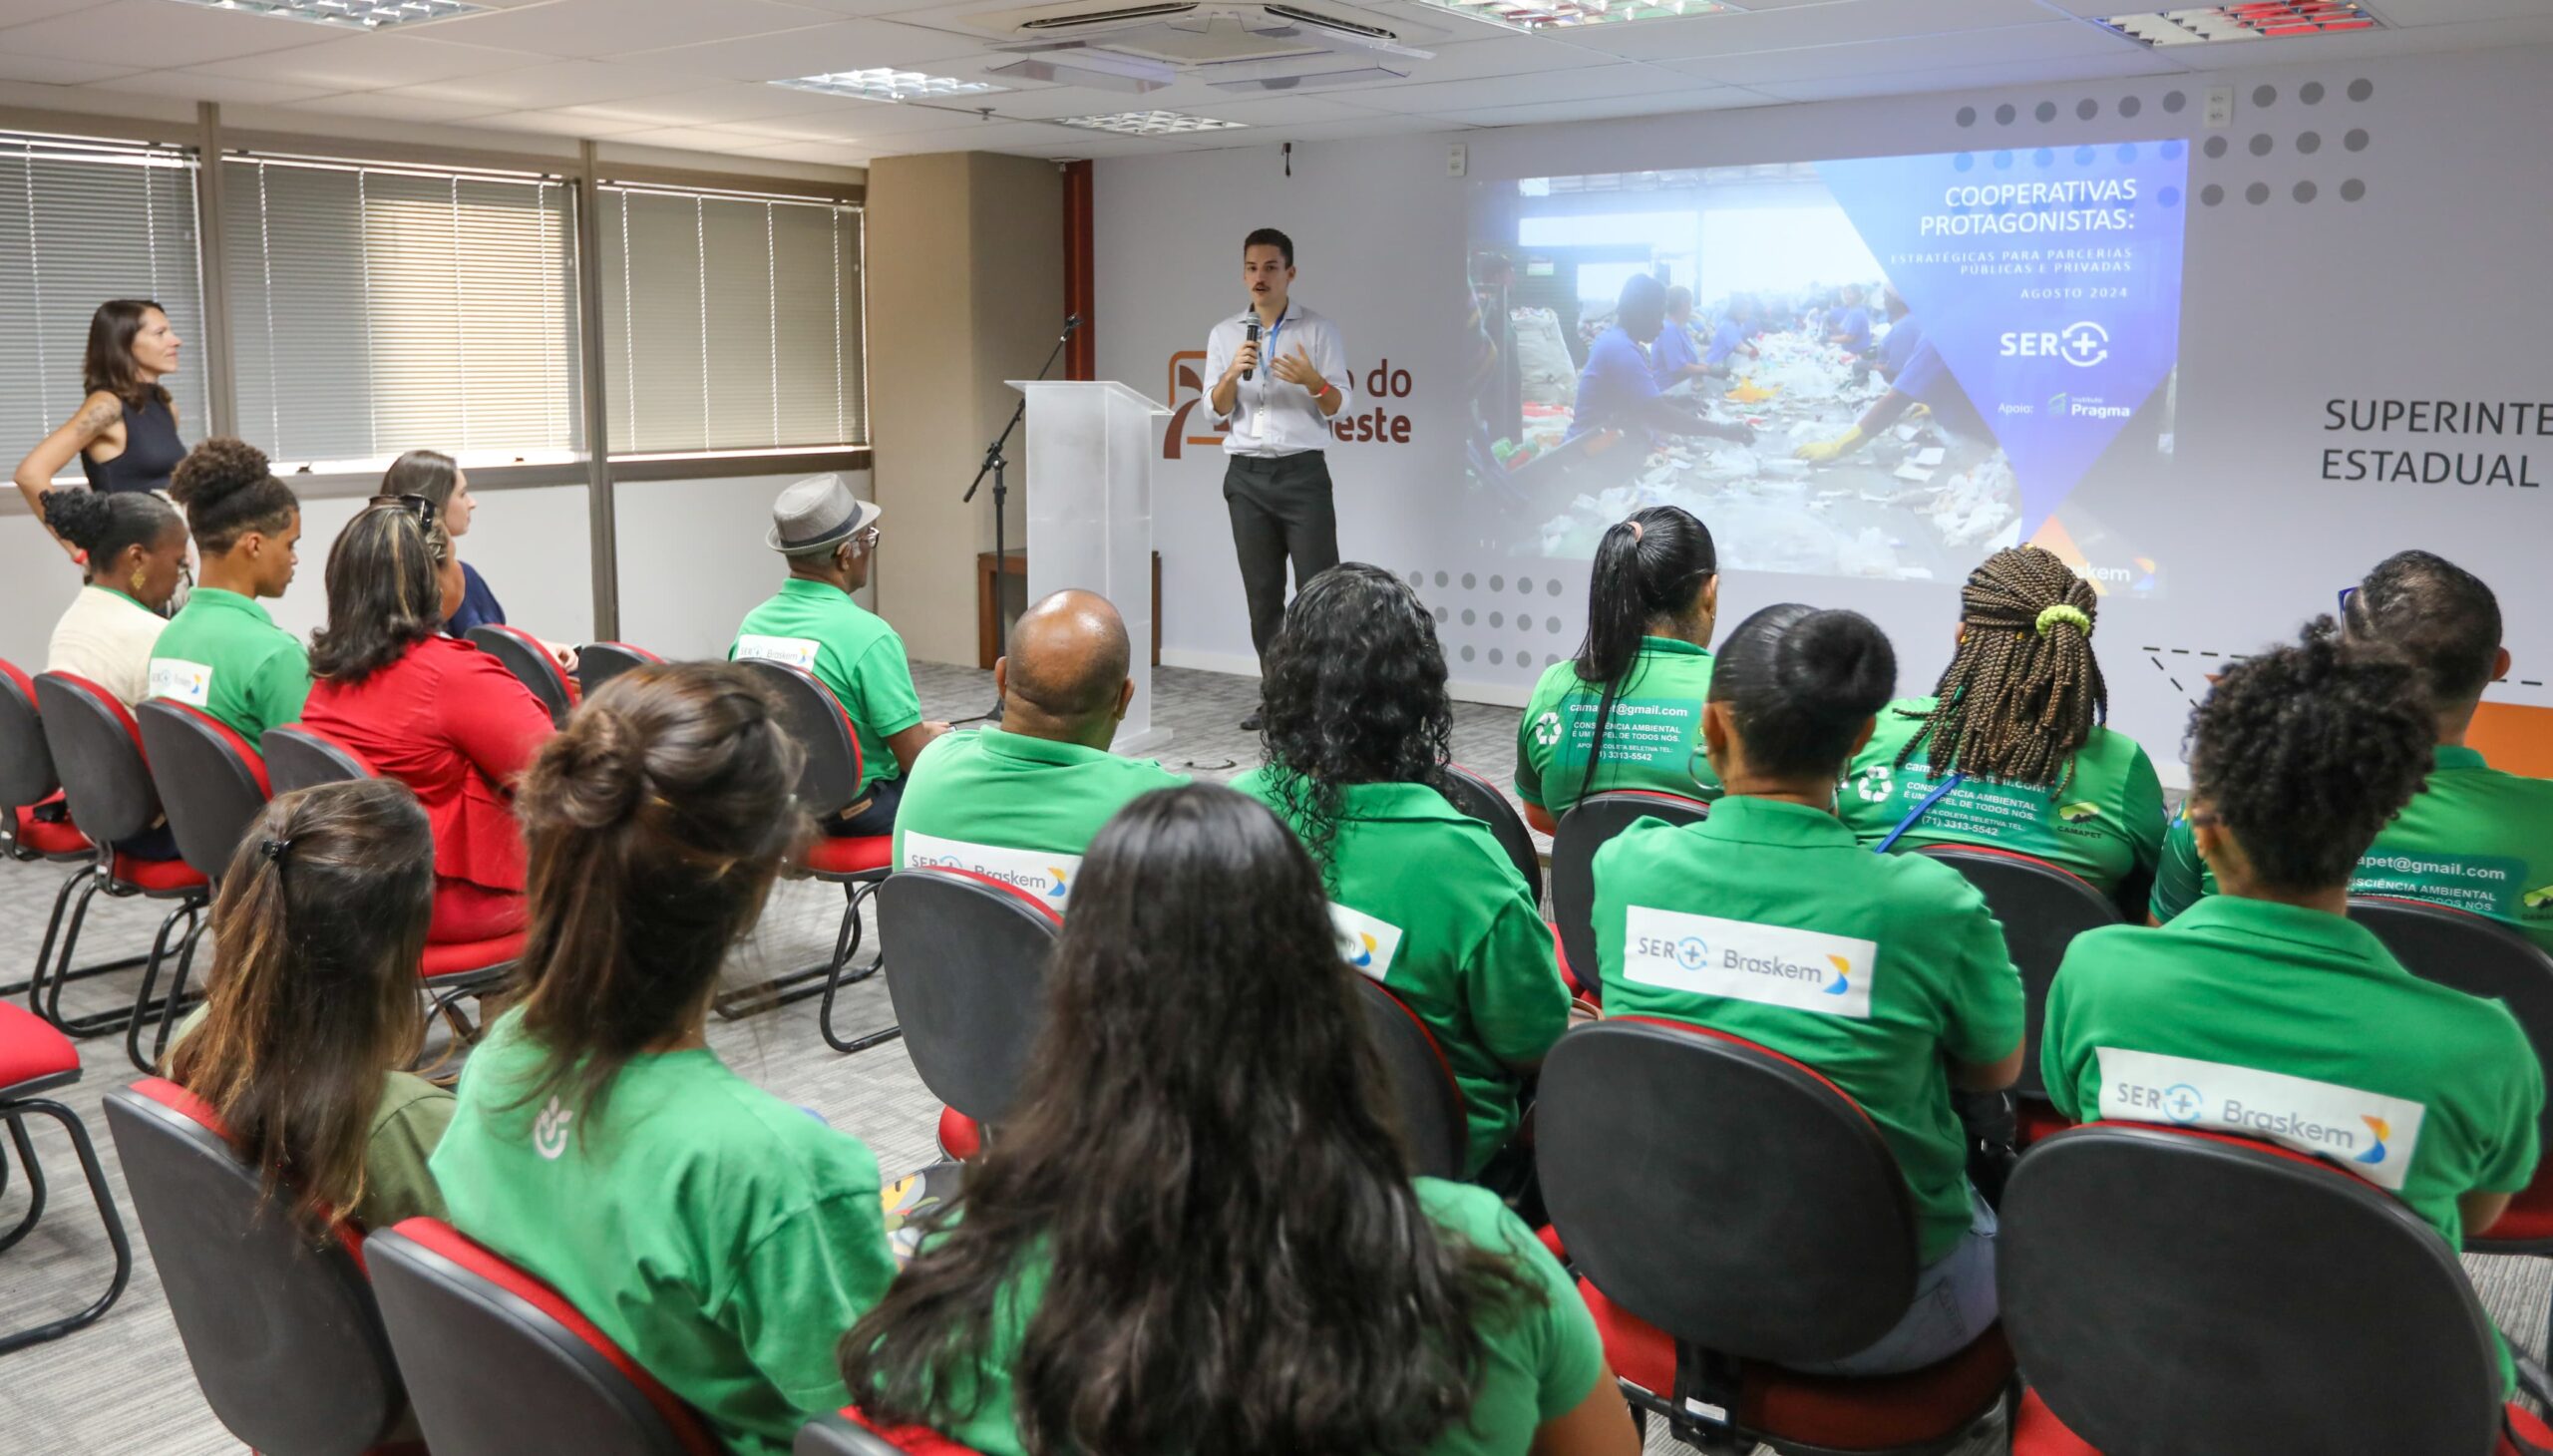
[[1007, 379, 1173, 755]]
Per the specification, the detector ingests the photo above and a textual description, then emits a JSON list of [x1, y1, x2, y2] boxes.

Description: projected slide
[[1462, 143, 2188, 586]]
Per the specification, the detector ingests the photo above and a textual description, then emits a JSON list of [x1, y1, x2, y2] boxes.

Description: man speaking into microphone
[[1204, 226, 1351, 730]]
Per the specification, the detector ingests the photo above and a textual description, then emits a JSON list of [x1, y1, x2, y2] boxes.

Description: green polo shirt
[[730, 578, 922, 799], [2150, 745, 2553, 953], [882, 1178, 1604, 1456], [1235, 770, 1572, 1176], [1514, 636, 1718, 814], [893, 728, 1187, 903], [1840, 697, 2167, 897], [146, 586, 309, 742], [431, 1008, 900, 1456], [1593, 796, 2024, 1262], [2044, 897, 2541, 1388]]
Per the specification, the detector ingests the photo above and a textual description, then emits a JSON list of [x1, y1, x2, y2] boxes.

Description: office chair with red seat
[[467, 622, 579, 728], [798, 1410, 987, 1456], [29, 672, 209, 1040], [100, 1078, 414, 1454], [2002, 1121, 2553, 1455], [260, 722, 378, 795], [879, 868, 1059, 1160], [367, 1218, 724, 1456], [1537, 1018, 2014, 1454], [576, 640, 664, 697], [132, 700, 273, 1071], [1439, 761, 1545, 906], [736, 659, 895, 1048], [1550, 789, 1711, 998], [1355, 973, 1469, 1182], [1916, 846, 2121, 1150], [1, 657, 147, 1003], [0, 1000, 130, 1353]]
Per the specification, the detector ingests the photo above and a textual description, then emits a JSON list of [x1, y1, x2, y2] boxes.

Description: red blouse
[[302, 636, 554, 895]]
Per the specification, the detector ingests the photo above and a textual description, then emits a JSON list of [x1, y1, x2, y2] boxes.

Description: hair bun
[[169, 437, 273, 512], [551, 709, 648, 829], [1790, 607, 1897, 716], [39, 489, 113, 550]]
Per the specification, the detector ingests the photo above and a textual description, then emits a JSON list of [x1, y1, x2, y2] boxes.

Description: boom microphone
[[1243, 310, 1261, 382]]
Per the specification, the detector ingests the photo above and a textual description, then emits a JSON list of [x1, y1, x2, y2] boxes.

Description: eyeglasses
[[368, 493, 438, 532], [853, 525, 882, 549]]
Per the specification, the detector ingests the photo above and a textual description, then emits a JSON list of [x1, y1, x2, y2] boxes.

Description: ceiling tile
[[182, 32, 551, 89], [0, 0, 94, 27], [85, 70, 334, 106], [0, 53, 142, 86], [1356, 33, 1621, 84], [600, 16, 988, 81], [0, 0, 335, 68], [381, 57, 720, 109], [428, 0, 836, 61], [1543, 0, 2060, 61], [472, 107, 665, 137], [703, 100, 992, 141], [541, 83, 870, 128], [1346, 60, 1704, 114], [736, 138, 887, 164], [2155, 11, 2553, 68], [1668, 20, 2143, 85], [1441, 85, 1783, 127], [1747, 49, 2179, 102], [275, 90, 514, 122]]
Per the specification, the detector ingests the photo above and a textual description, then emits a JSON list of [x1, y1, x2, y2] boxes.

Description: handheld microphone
[[1243, 310, 1261, 382]]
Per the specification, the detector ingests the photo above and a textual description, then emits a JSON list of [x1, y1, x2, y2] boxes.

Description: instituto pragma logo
[[2094, 1047, 2427, 1191]]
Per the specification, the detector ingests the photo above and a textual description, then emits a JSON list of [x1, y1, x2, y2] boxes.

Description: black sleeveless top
[[80, 395, 185, 496]]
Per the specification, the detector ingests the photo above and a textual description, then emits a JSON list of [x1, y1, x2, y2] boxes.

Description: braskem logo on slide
[[2094, 1046, 2428, 1191], [1623, 908, 1877, 1019], [1328, 903, 1406, 983]]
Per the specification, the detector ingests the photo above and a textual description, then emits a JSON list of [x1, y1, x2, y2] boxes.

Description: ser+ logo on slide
[[1999, 319, 2109, 368]]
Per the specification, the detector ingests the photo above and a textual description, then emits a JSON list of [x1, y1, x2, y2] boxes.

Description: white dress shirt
[[1204, 302, 1352, 459], [48, 584, 168, 707]]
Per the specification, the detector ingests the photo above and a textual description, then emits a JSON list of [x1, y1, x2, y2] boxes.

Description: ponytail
[[508, 664, 810, 1135], [1566, 506, 1716, 804], [1897, 546, 2106, 792]]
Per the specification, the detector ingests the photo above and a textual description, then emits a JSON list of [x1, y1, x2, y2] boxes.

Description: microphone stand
[[955, 312, 1079, 725]]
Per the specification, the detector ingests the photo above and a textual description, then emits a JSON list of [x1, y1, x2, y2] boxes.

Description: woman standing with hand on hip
[[14, 300, 188, 562]]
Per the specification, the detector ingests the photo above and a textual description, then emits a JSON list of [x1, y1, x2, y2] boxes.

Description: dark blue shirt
[[1705, 320, 1747, 367], [1650, 319, 1699, 386], [1830, 305, 1872, 353], [1568, 325, 1661, 443], [444, 560, 508, 637], [1894, 338, 1991, 443], [1881, 317, 1926, 379]]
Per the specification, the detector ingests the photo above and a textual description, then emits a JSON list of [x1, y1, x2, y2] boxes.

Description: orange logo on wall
[[1164, 350, 1229, 460]]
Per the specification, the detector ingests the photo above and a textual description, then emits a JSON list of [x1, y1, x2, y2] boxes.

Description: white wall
[[1096, 44, 2553, 783], [263, 486, 596, 648], [613, 470, 877, 662]]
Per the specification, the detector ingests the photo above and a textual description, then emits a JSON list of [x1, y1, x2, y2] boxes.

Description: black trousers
[[1224, 450, 1339, 668]]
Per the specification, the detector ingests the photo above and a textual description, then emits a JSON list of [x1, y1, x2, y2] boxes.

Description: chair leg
[[32, 874, 110, 1031], [817, 879, 900, 1054], [716, 876, 886, 1018], [0, 1114, 49, 1254], [129, 910, 209, 1074], [53, 898, 193, 1041], [0, 1100, 133, 1355]]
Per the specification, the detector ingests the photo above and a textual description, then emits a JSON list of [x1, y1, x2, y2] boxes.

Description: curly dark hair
[[169, 437, 297, 556], [838, 784, 1544, 1456], [2186, 620, 2433, 893], [2343, 549, 2502, 707], [1708, 602, 1896, 781], [1897, 545, 2106, 792], [41, 488, 181, 570], [1257, 563, 1455, 882]]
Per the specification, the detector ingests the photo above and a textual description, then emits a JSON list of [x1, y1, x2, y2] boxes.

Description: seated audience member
[[1593, 604, 2023, 1375], [2045, 623, 2540, 1388], [1840, 545, 2165, 901], [2151, 551, 2553, 950], [730, 474, 945, 837], [432, 664, 898, 1456], [893, 588, 1183, 898], [837, 784, 1638, 1456], [382, 447, 576, 671], [300, 501, 552, 942], [41, 489, 186, 705], [168, 778, 453, 1231], [1237, 564, 1568, 1180], [151, 438, 305, 741], [1515, 505, 1720, 832]]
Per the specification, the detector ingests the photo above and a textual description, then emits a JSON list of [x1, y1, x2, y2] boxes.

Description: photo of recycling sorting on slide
[[1463, 141, 2190, 586]]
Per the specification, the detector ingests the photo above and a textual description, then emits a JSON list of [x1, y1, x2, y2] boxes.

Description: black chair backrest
[[467, 624, 573, 728], [577, 641, 663, 698], [738, 659, 864, 818], [366, 1221, 713, 1456], [1915, 846, 2120, 1102], [140, 701, 271, 883], [2352, 896, 2553, 1164], [1355, 975, 1467, 1181], [1551, 790, 1710, 988], [0, 657, 59, 811], [1537, 1019, 1918, 1365], [1439, 762, 1542, 905], [796, 1414, 941, 1455], [259, 724, 376, 795], [2003, 1123, 2505, 1454], [102, 1080, 404, 1456], [34, 672, 162, 848], [878, 869, 1060, 1126]]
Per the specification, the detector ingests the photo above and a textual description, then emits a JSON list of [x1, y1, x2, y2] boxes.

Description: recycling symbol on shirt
[[1855, 766, 1894, 803], [534, 1096, 575, 1161], [1532, 710, 1563, 748]]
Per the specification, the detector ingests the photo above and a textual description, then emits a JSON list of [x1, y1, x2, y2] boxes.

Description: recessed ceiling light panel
[[1056, 110, 1250, 135], [2095, 2, 2380, 46], [159, 0, 487, 29], [1404, 0, 1741, 32], [772, 69, 1009, 103]]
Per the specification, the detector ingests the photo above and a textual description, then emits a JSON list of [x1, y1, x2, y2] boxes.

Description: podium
[[1007, 379, 1173, 754]]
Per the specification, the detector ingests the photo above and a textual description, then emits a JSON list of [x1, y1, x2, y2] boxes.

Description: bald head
[[998, 589, 1133, 745]]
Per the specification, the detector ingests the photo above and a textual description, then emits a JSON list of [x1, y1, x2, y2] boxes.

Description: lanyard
[[1874, 771, 1965, 855]]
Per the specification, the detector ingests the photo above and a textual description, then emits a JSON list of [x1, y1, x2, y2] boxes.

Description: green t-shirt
[[894, 1179, 1605, 1456], [1514, 636, 1718, 814], [147, 586, 310, 742], [431, 1009, 900, 1456], [2044, 897, 2542, 1389], [1839, 697, 2166, 897], [2151, 745, 2553, 953], [731, 578, 924, 799], [1235, 770, 1572, 1175], [1593, 796, 2024, 1263], [355, 1072, 454, 1232], [893, 728, 1187, 903]]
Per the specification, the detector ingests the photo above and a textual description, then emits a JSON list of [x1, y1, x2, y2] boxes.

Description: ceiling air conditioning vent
[[1262, 3, 1398, 41], [1018, 2, 1200, 30], [958, 0, 1436, 94]]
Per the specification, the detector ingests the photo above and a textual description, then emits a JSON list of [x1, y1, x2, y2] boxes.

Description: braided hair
[[1896, 546, 2105, 792]]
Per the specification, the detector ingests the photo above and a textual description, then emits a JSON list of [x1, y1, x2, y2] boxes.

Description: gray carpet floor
[[0, 661, 2540, 1455]]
